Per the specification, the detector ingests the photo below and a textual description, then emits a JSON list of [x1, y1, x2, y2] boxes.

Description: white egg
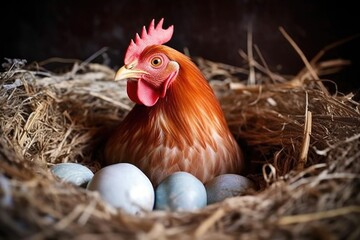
[[205, 174, 255, 204], [50, 163, 94, 187], [86, 163, 154, 215], [155, 172, 207, 211]]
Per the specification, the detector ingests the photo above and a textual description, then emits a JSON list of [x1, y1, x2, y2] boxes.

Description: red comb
[[124, 18, 174, 64]]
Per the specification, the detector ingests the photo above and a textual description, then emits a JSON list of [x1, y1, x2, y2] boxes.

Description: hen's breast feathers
[[104, 46, 243, 186]]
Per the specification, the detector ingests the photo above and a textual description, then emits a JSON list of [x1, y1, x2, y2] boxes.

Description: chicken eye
[[150, 57, 162, 67]]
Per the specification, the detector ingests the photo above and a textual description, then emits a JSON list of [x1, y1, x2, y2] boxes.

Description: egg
[[205, 174, 255, 204], [86, 163, 154, 215], [155, 171, 207, 211], [50, 163, 94, 187]]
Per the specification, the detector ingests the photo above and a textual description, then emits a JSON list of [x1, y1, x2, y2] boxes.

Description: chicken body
[[105, 45, 243, 186], [104, 19, 243, 186]]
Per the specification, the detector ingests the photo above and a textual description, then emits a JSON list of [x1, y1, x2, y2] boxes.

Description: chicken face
[[115, 49, 179, 106]]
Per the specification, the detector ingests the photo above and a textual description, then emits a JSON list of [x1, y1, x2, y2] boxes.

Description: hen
[[104, 19, 243, 186]]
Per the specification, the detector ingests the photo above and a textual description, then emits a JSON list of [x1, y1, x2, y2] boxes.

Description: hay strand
[[296, 91, 312, 171], [278, 205, 360, 225], [194, 208, 225, 237]]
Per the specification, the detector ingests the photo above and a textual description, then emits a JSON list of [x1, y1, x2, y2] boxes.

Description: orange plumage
[[104, 19, 243, 186]]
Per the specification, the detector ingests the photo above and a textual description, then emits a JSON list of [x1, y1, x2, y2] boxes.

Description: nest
[[1, 35, 360, 239]]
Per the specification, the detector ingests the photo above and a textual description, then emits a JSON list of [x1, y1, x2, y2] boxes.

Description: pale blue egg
[[155, 172, 207, 211], [205, 174, 255, 204], [87, 163, 154, 215], [51, 163, 94, 187]]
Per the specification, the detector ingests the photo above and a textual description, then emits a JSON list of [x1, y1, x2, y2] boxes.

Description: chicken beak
[[114, 65, 148, 81]]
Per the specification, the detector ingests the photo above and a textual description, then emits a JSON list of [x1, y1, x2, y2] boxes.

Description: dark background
[[1, 0, 359, 94]]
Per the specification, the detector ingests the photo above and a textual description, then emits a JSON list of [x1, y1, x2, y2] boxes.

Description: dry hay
[[0, 35, 360, 239]]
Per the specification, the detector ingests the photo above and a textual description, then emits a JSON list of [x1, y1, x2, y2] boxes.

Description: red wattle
[[127, 79, 159, 107]]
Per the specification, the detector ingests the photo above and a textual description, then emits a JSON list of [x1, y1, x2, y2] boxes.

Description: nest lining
[[0, 39, 360, 239]]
